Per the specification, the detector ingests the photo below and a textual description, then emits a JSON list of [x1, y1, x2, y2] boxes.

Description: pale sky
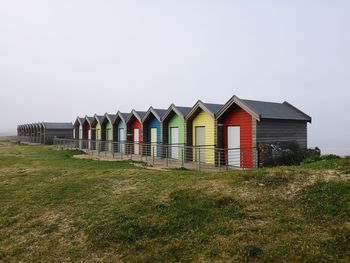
[[0, 0, 349, 154]]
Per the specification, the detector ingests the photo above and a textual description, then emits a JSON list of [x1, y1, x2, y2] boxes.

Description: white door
[[195, 126, 205, 162], [227, 126, 240, 167], [88, 129, 91, 149], [151, 128, 157, 157], [170, 127, 179, 159], [79, 127, 83, 149], [133, 128, 139, 154], [119, 128, 125, 153]]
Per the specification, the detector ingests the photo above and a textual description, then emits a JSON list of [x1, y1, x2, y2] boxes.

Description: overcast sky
[[0, 0, 349, 154]]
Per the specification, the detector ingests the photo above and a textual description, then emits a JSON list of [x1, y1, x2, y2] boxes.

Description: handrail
[[52, 138, 259, 171]]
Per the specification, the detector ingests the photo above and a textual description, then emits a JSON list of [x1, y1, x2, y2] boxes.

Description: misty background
[[0, 0, 349, 155]]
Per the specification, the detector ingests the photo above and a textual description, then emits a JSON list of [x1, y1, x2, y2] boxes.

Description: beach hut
[[73, 117, 85, 148], [18, 125, 24, 137], [142, 107, 167, 157], [102, 113, 116, 151], [114, 111, 130, 153], [73, 117, 84, 140], [37, 123, 44, 144], [91, 115, 104, 141], [41, 122, 73, 144], [25, 124, 30, 138], [185, 100, 223, 164], [91, 115, 104, 150], [161, 104, 192, 160], [34, 123, 40, 143], [216, 95, 312, 168], [83, 116, 93, 141], [82, 116, 93, 149], [22, 124, 27, 137], [18, 125, 22, 137], [29, 123, 36, 142], [126, 110, 147, 155]]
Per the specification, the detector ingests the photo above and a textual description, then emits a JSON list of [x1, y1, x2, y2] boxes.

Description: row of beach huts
[[17, 95, 311, 168]]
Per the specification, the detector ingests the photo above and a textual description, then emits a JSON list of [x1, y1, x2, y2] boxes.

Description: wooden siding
[[192, 110, 215, 164], [252, 118, 257, 167], [79, 126, 83, 140], [256, 119, 308, 148], [221, 105, 253, 168], [106, 122, 113, 141], [117, 120, 127, 142], [168, 114, 185, 160], [129, 117, 142, 154], [168, 114, 185, 145], [145, 116, 161, 157], [252, 119, 257, 148], [73, 124, 81, 139], [146, 116, 161, 143], [95, 123, 101, 140], [43, 129, 73, 144], [83, 122, 90, 140]]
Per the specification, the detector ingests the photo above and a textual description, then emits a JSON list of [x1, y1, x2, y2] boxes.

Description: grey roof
[[74, 117, 85, 126], [106, 114, 116, 122], [94, 115, 104, 123], [153, 108, 168, 118], [42, 122, 73, 129], [135, 111, 147, 119], [176, 106, 192, 117], [86, 116, 94, 123], [115, 112, 130, 123], [203, 103, 224, 114], [120, 112, 130, 121], [242, 99, 311, 121]]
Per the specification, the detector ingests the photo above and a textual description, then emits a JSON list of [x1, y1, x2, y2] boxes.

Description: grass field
[[0, 139, 349, 262]]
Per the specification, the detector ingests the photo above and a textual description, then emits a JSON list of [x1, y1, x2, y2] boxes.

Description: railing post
[[197, 148, 201, 171], [112, 142, 115, 158], [166, 146, 169, 167], [152, 146, 155, 165], [226, 148, 229, 171], [242, 149, 244, 169], [219, 150, 221, 172], [140, 142, 143, 161], [181, 147, 184, 168]]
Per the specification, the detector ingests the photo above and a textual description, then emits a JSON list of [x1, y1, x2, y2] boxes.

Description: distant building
[[17, 122, 73, 144]]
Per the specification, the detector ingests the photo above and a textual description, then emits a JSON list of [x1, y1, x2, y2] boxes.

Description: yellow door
[[151, 128, 157, 156]]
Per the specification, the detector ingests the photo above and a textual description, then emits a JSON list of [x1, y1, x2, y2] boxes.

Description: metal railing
[[53, 138, 258, 171], [17, 136, 44, 144], [18, 135, 69, 145]]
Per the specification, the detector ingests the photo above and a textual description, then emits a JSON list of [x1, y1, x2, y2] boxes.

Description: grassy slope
[[0, 140, 349, 262]]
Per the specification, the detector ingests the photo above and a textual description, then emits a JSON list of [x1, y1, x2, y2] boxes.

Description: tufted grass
[[0, 139, 349, 262]]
